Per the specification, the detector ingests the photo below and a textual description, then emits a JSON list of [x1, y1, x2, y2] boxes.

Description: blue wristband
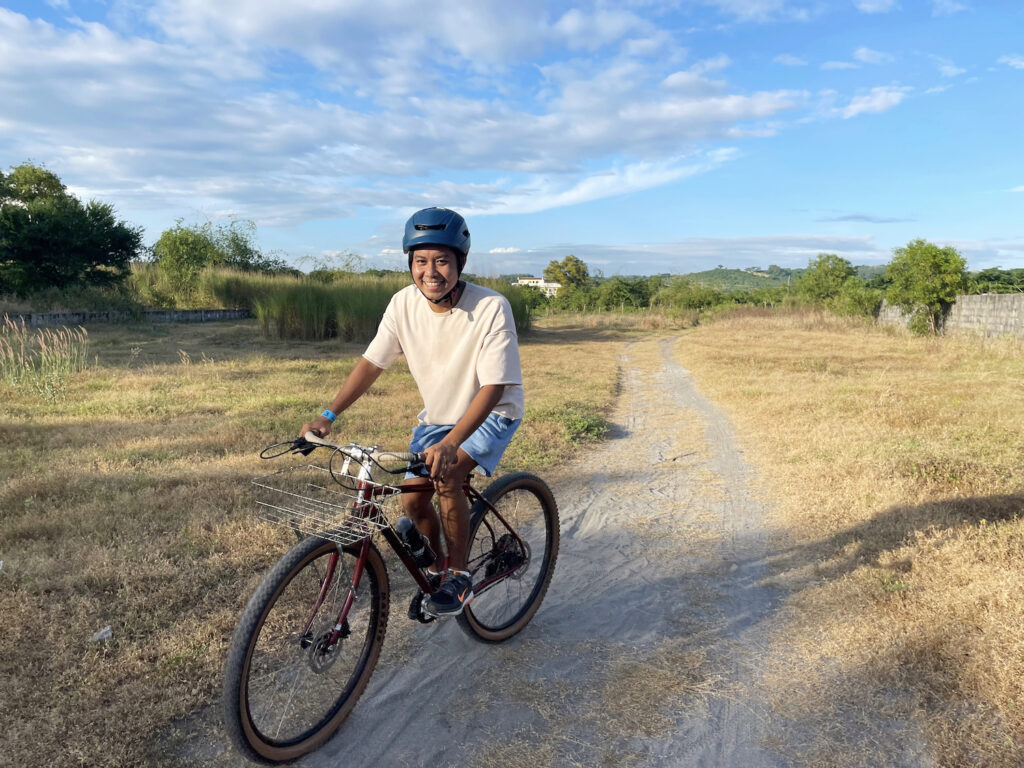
[[321, 409, 337, 422]]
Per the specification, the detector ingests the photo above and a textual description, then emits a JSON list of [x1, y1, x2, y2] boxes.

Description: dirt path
[[176, 336, 788, 767]]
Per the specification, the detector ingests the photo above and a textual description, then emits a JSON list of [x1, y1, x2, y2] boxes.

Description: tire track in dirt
[[169, 336, 786, 767]]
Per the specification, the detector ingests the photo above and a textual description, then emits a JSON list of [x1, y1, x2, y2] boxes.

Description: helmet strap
[[419, 279, 464, 309]]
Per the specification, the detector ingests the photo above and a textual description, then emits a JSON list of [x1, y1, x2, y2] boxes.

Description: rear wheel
[[457, 473, 559, 643], [222, 536, 389, 764]]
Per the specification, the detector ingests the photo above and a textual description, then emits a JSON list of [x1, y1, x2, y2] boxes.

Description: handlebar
[[259, 433, 426, 477]]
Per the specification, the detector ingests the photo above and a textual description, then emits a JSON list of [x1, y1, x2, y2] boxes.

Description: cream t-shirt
[[362, 283, 525, 425]]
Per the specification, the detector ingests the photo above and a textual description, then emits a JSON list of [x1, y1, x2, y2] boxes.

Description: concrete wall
[[12, 308, 251, 328], [878, 293, 1024, 337]]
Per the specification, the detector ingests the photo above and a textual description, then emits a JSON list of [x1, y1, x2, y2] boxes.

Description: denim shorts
[[407, 412, 521, 478]]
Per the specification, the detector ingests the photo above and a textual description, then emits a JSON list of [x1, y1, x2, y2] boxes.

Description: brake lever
[[293, 438, 317, 457]]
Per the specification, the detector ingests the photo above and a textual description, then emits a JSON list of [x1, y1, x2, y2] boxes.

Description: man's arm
[[301, 357, 385, 438], [423, 384, 505, 480]]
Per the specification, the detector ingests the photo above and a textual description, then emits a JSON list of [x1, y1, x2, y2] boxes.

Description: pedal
[[407, 590, 437, 624]]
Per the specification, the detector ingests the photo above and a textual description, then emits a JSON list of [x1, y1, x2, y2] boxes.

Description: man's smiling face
[[410, 246, 461, 308]]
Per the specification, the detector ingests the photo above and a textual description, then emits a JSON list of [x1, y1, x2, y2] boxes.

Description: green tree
[[153, 219, 288, 295], [595, 277, 640, 310], [153, 220, 217, 295], [651, 277, 723, 313], [517, 284, 549, 311], [970, 266, 1024, 294], [0, 163, 142, 296], [885, 239, 967, 334], [796, 253, 855, 303], [543, 255, 591, 291]]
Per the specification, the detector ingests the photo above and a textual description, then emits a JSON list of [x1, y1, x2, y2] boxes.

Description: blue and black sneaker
[[424, 569, 474, 617]]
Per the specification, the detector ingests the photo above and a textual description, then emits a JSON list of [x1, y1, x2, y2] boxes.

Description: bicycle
[[221, 432, 560, 764]]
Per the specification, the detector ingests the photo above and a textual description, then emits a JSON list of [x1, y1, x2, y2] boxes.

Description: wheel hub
[[485, 533, 529, 580], [307, 623, 348, 673]]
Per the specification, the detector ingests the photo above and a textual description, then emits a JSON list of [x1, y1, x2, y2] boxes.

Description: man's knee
[[434, 476, 466, 499], [434, 451, 477, 498], [401, 484, 434, 516]]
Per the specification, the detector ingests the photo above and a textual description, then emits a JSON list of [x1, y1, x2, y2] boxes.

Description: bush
[[651, 277, 723, 316], [828, 278, 883, 318]]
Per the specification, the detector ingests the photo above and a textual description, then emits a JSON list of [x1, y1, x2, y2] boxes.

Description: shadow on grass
[[520, 322, 647, 347], [768, 492, 1024, 583], [85, 320, 368, 367], [751, 492, 1024, 767]]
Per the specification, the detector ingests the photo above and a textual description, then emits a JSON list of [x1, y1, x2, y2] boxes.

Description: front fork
[[302, 538, 371, 648]]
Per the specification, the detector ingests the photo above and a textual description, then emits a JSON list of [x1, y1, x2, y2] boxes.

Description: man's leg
[[433, 449, 478, 571], [400, 482, 444, 572], [423, 449, 478, 617]]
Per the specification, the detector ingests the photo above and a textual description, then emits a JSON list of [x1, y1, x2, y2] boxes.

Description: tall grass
[[0, 315, 90, 402], [130, 265, 532, 341]]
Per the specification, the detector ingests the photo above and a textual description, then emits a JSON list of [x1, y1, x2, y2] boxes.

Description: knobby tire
[[222, 536, 390, 764], [457, 472, 559, 643]]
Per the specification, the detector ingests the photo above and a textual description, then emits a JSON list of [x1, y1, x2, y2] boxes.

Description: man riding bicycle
[[301, 207, 524, 617]]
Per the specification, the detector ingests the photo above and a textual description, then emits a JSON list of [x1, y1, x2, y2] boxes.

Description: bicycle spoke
[[275, 657, 310, 739]]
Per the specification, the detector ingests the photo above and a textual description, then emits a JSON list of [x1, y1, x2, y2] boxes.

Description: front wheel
[[457, 473, 559, 643], [222, 536, 390, 764]]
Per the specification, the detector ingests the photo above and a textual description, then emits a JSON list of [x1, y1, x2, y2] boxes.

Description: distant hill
[[854, 265, 887, 281], [681, 264, 889, 291], [683, 267, 798, 290]]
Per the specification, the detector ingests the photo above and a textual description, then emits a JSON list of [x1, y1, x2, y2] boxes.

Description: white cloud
[[840, 86, 912, 118], [463, 149, 742, 216], [1011, 186, 1024, 193], [774, 54, 807, 66], [692, 54, 732, 74], [932, 0, 968, 15], [0, 6, 812, 232], [696, 0, 814, 23], [854, 47, 895, 65], [45, 0, 70, 9], [553, 8, 650, 51], [822, 61, 859, 70], [489, 247, 521, 253], [998, 55, 1024, 70], [621, 31, 676, 59], [925, 85, 951, 94], [938, 63, 965, 77], [854, 0, 898, 12]]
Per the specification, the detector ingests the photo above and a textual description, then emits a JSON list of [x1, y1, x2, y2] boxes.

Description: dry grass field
[[6, 307, 1021, 768], [0, 317, 629, 768], [676, 310, 1024, 767]]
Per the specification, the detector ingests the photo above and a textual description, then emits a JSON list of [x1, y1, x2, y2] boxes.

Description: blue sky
[[1, 0, 1022, 276]]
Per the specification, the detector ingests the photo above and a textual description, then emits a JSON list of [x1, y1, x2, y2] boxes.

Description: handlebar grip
[[386, 451, 424, 464]]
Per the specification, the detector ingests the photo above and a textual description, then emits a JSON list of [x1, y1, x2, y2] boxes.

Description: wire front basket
[[252, 465, 402, 546]]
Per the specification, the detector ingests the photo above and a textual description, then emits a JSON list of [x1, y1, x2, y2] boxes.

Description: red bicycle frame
[[307, 476, 528, 643]]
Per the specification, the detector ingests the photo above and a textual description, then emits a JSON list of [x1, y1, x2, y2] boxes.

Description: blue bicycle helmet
[[402, 207, 471, 271]]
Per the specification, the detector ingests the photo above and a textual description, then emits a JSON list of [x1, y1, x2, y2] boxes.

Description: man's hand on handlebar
[[423, 438, 459, 483], [301, 415, 333, 439]]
